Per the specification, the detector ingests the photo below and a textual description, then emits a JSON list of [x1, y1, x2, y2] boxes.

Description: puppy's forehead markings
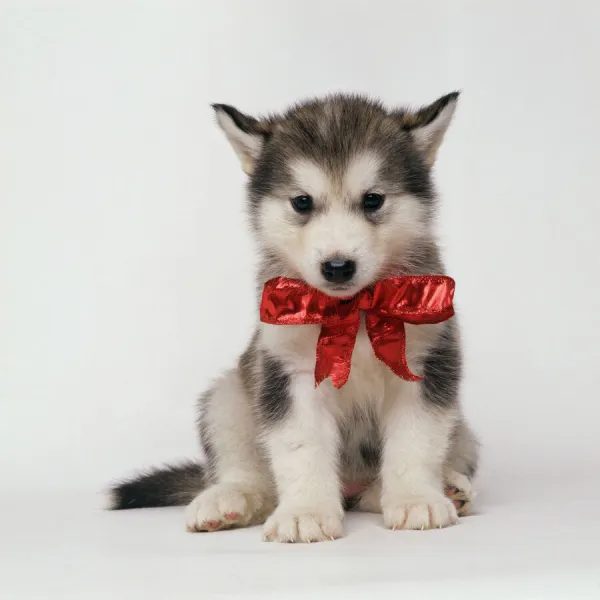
[[318, 101, 336, 135], [290, 153, 382, 202], [344, 152, 382, 196], [290, 159, 330, 197]]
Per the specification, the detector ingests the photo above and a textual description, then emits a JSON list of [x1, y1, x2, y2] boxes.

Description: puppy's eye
[[362, 192, 385, 212], [291, 195, 313, 214]]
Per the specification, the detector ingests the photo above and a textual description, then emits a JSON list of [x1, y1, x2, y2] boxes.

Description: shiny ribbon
[[260, 275, 455, 389]]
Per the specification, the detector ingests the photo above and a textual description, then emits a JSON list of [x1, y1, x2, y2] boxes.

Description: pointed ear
[[212, 104, 271, 175], [395, 92, 459, 167]]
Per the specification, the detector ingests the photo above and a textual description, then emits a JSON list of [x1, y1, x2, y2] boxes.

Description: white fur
[[262, 373, 344, 542], [380, 380, 458, 529], [260, 153, 428, 296], [343, 152, 381, 196], [289, 159, 330, 200], [186, 370, 274, 530], [302, 209, 382, 293], [186, 483, 266, 531]]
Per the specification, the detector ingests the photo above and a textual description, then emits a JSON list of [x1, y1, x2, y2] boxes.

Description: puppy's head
[[213, 93, 458, 296]]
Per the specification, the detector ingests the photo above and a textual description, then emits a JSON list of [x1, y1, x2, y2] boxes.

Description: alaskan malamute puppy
[[110, 92, 479, 542]]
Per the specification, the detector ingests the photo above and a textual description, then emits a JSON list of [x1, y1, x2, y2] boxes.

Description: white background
[[2, 1, 600, 598]]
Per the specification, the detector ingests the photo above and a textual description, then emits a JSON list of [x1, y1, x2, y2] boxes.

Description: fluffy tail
[[109, 461, 206, 510]]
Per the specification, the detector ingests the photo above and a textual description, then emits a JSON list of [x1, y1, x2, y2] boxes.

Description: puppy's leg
[[186, 369, 274, 532], [381, 381, 458, 530], [262, 373, 343, 543], [444, 419, 480, 516]]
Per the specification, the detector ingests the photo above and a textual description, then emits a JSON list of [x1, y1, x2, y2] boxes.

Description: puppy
[[110, 92, 479, 542]]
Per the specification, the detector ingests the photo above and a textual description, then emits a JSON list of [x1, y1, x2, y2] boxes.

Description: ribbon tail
[[366, 314, 423, 382], [315, 322, 359, 388]]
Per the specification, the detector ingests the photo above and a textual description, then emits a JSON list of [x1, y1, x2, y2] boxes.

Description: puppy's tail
[[109, 461, 206, 510]]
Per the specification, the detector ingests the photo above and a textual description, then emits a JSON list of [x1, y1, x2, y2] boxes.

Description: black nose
[[321, 259, 356, 283]]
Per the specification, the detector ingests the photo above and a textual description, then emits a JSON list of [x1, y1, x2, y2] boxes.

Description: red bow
[[260, 276, 455, 389]]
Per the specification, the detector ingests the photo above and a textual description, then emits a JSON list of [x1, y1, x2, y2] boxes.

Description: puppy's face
[[213, 93, 458, 296], [254, 149, 429, 297]]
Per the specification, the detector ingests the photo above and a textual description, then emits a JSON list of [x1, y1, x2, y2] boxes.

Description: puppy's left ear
[[394, 92, 459, 167]]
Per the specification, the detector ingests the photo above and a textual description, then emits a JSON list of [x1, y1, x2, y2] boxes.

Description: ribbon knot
[[260, 275, 456, 389], [357, 291, 374, 311]]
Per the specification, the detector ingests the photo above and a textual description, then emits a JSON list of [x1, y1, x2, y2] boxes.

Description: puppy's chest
[[348, 326, 387, 383], [262, 320, 392, 402], [335, 327, 391, 411]]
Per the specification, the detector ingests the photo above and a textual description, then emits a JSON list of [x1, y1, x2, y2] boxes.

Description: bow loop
[[260, 275, 455, 388]]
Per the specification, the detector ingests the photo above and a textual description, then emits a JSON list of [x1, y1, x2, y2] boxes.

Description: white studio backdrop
[[2, 0, 600, 499]]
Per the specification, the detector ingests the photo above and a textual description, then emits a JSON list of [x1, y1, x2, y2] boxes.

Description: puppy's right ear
[[212, 104, 271, 175]]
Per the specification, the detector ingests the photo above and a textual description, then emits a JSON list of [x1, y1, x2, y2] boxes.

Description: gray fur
[[110, 462, 205, 509], [447, 418, 480, 479], [196, 388, 217, 482], [421, 320, 462, 409], [258, 351, 292, 424], [339, 408, 382, 483]]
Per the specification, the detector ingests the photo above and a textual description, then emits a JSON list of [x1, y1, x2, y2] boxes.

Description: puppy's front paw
[[263, 505, 344, 543], [383, 493, 458, 530], [185, 484, 267, 532]]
